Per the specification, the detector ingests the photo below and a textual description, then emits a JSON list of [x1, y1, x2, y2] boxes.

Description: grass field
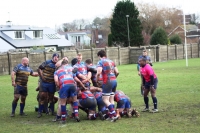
[[0, 58, 200, 133]]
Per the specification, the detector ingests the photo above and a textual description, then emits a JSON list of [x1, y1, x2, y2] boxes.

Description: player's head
[[143, 50, 147, 56], [21, 57, 29, 66], [52, 53, 59, 63], [139, 57, 147, 67], [85, 58, 93, 65], [61, 59, 68, 65], [97, 50, 106, 58], [77, 53, 82, 62], [71, 58, 78, 66]]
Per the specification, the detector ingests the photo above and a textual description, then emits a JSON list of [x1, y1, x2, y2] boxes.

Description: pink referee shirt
[[140, 64, 157, 82]]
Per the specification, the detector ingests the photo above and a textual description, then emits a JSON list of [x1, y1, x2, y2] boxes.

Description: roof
[[168, 25, 198, 36], [0, 25, 73, 50]]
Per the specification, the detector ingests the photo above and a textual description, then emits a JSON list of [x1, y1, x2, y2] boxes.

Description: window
[[33, 31, 43, 38], [14, 31, 25, 39]]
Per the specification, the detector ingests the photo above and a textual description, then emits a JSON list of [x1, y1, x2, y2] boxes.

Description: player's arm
[[96, 67, 102, 82], [114, 67, 119, 78], [54, 74, 59, 88], [55, 57, 68, 68], [11, 71, 16, 87], [38, 62, 46, 81], [31, 71, 39, 77], [146, 67, 154, 89], [141, 75, 145, 89], [74, 77, 86, 90]]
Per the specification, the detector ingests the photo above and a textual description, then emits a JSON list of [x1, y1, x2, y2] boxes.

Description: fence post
[[43, 51, 46, 61], [91, 47, 94, 62], [26, 51, 29, 58], [154, 46, 156, 62], [167, 45, 169, 60], [175, 44, 178, 60], [128, 46, 131, 64], [7, 52, 11, 75], [105, 47, 108, 58], [118, 46, 121, 65], [156, 44, 160, 62], [61, 49, 64, 58]]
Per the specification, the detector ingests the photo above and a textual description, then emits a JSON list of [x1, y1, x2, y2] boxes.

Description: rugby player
[[114, 90, 139, 119], [139, 58, 158, 113], [37, 53, 59, 118], [54, 59, 80, 123], [78, 89, 97, 120], [73, 53, 91, 87], [10, 57, 38, 117], [137, 50, 152, 96], [96, 50, 119, 122]]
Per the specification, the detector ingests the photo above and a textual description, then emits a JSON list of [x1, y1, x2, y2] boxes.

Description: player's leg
[[11, 86, 20, 117], [109, 80, 117, 118], [60, 98, 67, 123], [87, 99, 97, 120], [48, 83, 56, 115], [38, 82, 48, 118], [150, 78, 158, 113], [143, 84, 150, 112], [70, 85, 80, 122], [19, 94, 27, 116]]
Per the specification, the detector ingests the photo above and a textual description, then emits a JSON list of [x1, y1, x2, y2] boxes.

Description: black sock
[[152, 97, 157, 109], [144, 97, 149, 109]]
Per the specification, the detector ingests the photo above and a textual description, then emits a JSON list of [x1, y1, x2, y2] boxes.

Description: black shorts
[[14, 85, 27, 96], [145, 78, 158, 89], [79, 98, 97, 111]]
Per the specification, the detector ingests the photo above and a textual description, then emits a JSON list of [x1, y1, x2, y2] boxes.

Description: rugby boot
[[10, 112, 15, 117], [20, 112, 27, 116], [151, 109, 158, 113], [142, 108, 149, 112], [37, 112, 42, 118], [75, 116, 80, 122]]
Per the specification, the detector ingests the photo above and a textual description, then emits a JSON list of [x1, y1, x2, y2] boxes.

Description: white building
[[0, 21, 73, 52]]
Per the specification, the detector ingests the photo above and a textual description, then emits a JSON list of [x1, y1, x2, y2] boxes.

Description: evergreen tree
[[110, 0, 143, 47], [150, 27, 168, 45], [170, 34, 182, 44]]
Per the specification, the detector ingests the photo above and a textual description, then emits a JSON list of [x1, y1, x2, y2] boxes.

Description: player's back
[[55, 66, 75, 88], [81, 90, 95, 99], [74, 62, 88, 76], [114, 91, 127, 102], [98, 58, 116, 82]]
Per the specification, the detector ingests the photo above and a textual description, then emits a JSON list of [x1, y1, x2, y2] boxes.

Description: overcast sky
[[0, 0, 199, 28]]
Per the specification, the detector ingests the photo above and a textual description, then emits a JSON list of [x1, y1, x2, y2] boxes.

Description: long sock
[[61, 105, 66, 121], [39, 104, 44, 113], [12, 102, 17, 113], [111, 104, 116, 117], [73, 101, 79, 117], [20, 103, 25, 114], [49, 103, 54, 114], [152, 97, 158, 109], [144, 97, 149, 109], [108, 104, 115, 118]]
